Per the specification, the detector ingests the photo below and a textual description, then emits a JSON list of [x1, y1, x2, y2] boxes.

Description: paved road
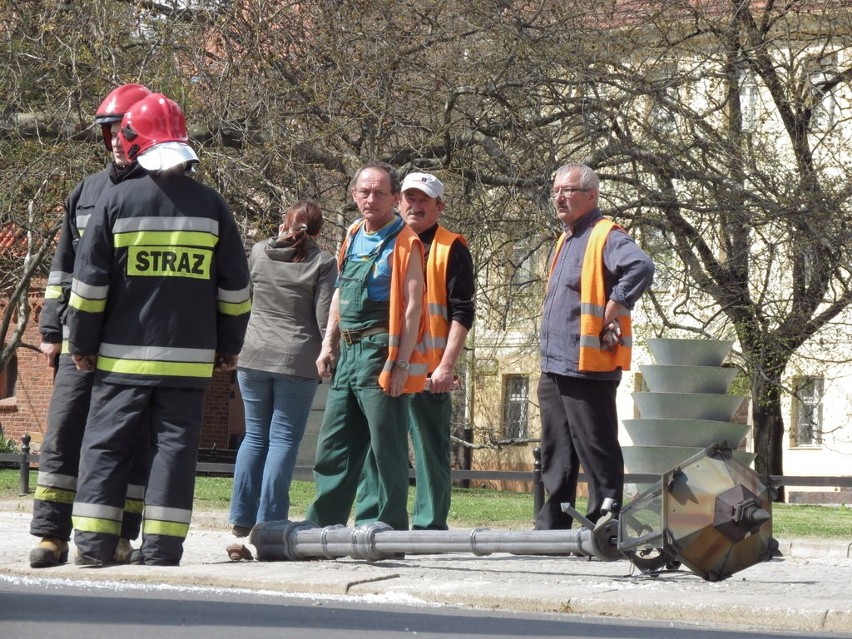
[[1, 504, 851, 635], [0, 575, 845, 639]]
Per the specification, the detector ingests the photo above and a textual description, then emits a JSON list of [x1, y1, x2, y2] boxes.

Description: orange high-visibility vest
[[548, 218, 632, 372], [424, 226, 467, 372], [339, 219, 430, 393]]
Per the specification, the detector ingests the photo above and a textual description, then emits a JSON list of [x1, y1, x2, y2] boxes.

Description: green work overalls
[[356, 390, 452, 529], [305, 221, 410, 531]]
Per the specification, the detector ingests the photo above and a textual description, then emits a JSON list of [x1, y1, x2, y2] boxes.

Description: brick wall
[[1, 293, 238, 450], [0, 295, 54, 443], [202, 370, 236, 449]]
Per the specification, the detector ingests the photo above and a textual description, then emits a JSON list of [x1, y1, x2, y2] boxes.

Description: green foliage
[[0, 470, 32, 492], [94, 474, 852, 538], [728, 369, 751, 398], [135, 478, 852, 539], [2, 472, 850, 538], [0, 429, 19, 454], [771, 503, 852, 540]]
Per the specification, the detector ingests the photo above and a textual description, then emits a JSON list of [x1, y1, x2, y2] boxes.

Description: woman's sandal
[[226, 543, 254, 561]]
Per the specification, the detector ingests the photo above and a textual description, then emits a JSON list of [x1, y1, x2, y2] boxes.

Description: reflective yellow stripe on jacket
[[217, 286, 252, 316], [68, 280, 109, 314], [96, 342, 216, 379], [44, 269, 70, 300], [112, 216, 221, 246]]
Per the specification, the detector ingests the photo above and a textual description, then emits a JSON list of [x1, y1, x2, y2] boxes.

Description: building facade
[[0, 288, 239, 452]]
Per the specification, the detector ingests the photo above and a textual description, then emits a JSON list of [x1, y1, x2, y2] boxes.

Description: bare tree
[[0, 0, 184, 361], [558, 1, 852, 489], [3, 1, 852, 489]]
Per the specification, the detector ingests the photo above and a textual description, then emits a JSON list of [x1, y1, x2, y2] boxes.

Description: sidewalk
[[1, 499, 851, 634]]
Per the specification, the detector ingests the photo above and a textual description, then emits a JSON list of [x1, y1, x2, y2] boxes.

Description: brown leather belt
[[339, 325, 388, 345]]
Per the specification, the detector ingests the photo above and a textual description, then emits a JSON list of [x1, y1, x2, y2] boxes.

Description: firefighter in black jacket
[[67, 93, 251, 566], [29, 83, 153, 568]]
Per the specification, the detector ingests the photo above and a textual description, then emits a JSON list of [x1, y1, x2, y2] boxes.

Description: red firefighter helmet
[[119, 93, 198, 171], [94, 83, 152, 151]]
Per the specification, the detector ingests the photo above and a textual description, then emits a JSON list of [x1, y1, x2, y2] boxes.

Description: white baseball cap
[[401, 172, 444, 199], [137, 141, 199, 171]]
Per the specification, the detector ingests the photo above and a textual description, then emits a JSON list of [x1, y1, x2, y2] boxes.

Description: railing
[[3, 435, 851, 508]]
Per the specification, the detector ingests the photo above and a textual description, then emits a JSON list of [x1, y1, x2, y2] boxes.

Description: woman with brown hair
[[227, 200, 336, 560]]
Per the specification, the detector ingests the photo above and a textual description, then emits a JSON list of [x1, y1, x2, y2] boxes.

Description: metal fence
[[3, 437, 851, 513]]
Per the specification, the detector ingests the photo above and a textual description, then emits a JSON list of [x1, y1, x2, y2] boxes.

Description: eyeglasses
[[354, 188, 391, 199], [550, 187, 589, 198]]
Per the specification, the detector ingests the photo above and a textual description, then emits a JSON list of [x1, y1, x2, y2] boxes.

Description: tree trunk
[[751, 373, 786, 502]]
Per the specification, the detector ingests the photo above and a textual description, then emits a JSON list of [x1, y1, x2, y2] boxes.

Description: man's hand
[[71, 354, 97, 371], [39, 342, 60, 367], [601, 300, 627, 352], [600, 319, 623, 352], [426, 364, 460, 394], [214, 353, 238, 372], [387, 365, 408, 398], [316, 342, 337, 378]]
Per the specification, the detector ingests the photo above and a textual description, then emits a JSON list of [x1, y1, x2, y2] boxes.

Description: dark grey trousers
[[535, 372, 622, 530]]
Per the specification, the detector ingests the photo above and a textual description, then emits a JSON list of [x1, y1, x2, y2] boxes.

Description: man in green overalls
[[306, 161, 429, 531]]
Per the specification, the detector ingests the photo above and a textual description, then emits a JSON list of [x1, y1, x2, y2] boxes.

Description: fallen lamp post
[[250, 445, 775, 582]]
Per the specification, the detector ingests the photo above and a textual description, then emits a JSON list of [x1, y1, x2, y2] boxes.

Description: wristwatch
[[395, 360, 410, 371]]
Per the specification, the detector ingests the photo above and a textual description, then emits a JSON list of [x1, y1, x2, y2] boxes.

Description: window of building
[[502, 374, 529, 439], [580, 96, 611, 153], [0, 353, 17, 399], [739, 72, 762, 131], [509, 239, 537, 292], [637, 225, 672, 290], [791, 376, 823, 446], [648, 64, 678, 133], [807, 53, 838, 131]]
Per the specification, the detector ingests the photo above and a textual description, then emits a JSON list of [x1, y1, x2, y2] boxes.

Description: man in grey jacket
[[536, 163, 654, 531]]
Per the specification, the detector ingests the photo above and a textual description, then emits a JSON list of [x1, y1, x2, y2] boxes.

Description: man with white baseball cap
[[399, 172, 444, 199], [357, 171, 475, 530]]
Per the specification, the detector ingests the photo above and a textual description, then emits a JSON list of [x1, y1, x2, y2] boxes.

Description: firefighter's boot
[[113, 538, 134, 563], [29, 537, 69, 568]]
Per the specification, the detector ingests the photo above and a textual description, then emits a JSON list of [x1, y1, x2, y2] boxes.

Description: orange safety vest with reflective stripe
[[549, 218, 632, 372], [339, 219, 430, 393], [424, 226, 467, 372]]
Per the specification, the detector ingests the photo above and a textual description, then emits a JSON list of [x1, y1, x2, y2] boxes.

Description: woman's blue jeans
[[229, 367, 319, 528]]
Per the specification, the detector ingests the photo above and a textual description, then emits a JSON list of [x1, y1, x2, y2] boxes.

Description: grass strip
[[3, 471, 849, 538]]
